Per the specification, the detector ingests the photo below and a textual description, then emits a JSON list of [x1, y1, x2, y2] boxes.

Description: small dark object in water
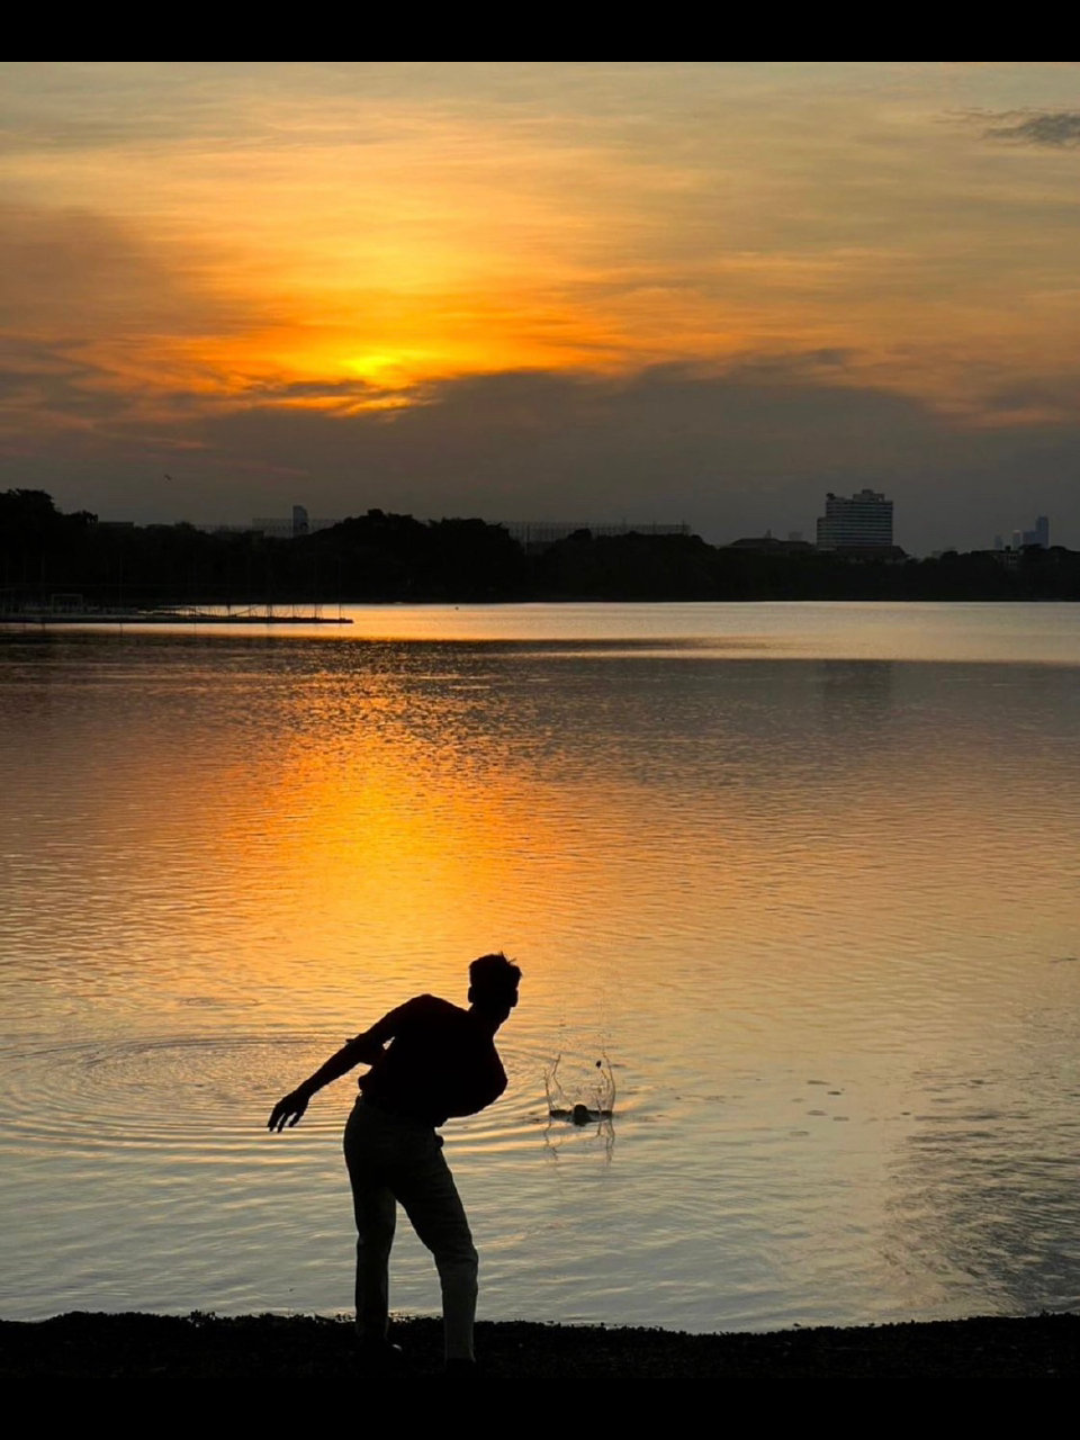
[[544, 1052, 616, 1124], [548, 1103, 613, 1123]]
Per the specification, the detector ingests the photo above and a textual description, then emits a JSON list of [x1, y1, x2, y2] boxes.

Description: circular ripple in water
[[1, 1033, 615, 1157], [2, 1035, 334, 1151]]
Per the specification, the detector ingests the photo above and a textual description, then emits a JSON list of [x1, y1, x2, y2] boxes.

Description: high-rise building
[[250, 507, 339, 538], [1017, 515, 1050, 549], [816, 489, 894, 549]]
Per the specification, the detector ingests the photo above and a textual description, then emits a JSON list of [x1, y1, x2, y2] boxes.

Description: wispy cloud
[[980, 109, 1080, 147]]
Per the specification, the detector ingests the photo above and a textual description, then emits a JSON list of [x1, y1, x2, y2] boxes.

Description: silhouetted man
[[268, 952, 521, 1370]]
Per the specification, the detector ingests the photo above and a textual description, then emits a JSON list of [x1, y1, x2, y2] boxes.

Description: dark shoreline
[[8, 491, 1080, 609], [2, 1311, 1076, 1377]]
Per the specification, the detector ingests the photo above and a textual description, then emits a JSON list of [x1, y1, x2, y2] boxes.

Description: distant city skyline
[[3, 63, 1080, 552], [47, 483, 1067, 561], [996, 514, 1051, 551], [83, 493, 1064, 560], [114, 493, 1066, 561]]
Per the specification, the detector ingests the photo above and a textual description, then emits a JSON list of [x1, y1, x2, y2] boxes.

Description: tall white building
[[816, 489, 893, 549]]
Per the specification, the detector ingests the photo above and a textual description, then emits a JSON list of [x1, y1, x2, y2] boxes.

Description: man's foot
[[355, 1338, 405, 1375], [444, 1357, 478, 1376]]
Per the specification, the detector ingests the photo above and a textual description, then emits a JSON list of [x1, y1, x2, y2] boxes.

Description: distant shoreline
[[3, 595, 1080, 629], [7, 492, 1080, 608], [0, 610, 351, 625], [2, 1311, 1075, 1377]]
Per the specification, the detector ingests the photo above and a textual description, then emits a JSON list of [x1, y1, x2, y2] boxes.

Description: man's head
[[468, 952, 521, 1024]]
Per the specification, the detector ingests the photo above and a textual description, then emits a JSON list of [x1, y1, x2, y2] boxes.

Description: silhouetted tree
[[4, 492, 1080, 607]]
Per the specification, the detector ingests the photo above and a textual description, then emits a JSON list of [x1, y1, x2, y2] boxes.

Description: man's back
[[359, 993, 508, 1127]]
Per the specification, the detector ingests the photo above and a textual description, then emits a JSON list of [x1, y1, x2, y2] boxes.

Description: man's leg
[[344, 1107, 397, 1344], [350, 1177, 397, 1343], [395, 1139, 479, 1362]]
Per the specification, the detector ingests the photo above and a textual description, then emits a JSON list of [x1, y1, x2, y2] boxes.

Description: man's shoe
[[443, 1357, 478, 1376], [355, 1338, 405, 1375]]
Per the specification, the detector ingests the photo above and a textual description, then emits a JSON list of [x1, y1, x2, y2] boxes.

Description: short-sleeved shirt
[[357, 994, 507, 1127]]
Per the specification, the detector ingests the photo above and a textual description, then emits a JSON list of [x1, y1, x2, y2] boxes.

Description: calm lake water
[[3, 602, 1080, 1331]]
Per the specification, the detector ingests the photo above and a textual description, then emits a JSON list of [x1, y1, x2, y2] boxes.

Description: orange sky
[[3, 63, 1080, 545]]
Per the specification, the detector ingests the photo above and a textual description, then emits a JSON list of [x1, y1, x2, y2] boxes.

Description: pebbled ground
[[1, 1311, 1077, 1378]]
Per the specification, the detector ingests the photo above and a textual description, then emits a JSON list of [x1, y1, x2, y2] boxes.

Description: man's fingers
[[268, 1100, 292, 1132], [268, 1091, 306, 1132]]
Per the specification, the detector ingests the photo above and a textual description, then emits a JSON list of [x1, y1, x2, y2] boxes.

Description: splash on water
[[544, 1054, 616, 1125]]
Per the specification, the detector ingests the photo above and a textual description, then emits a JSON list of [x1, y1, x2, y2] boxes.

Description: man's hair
[[469, 952, 521, 995]]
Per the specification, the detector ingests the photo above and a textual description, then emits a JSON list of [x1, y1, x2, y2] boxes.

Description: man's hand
[[268, 1088, 309, 1133], [265, 1026, 387, 1134]]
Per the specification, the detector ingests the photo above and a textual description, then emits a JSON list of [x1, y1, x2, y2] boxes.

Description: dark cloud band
[[981, 109, 1080, 148]]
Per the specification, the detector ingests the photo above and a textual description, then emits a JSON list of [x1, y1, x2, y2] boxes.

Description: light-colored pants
[[343, 1098, 479, 1361]]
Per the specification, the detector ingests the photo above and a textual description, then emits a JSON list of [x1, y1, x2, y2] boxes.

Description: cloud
[[5, 68, 1080, 549], [0, 203, 263, 433], [8, 360, 1079, 555], [980, 109, 1080, 147], [0, 204, 217, 332]]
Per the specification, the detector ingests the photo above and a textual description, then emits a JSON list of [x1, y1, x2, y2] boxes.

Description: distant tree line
[[3, 488, 1080, 607]]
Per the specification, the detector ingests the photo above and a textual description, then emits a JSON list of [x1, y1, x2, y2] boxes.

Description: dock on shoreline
[[2, 1311, 1075, 1378], [1, 609, 352, 626]]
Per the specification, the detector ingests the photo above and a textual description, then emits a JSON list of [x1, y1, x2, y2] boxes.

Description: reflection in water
[[542, 1114, 616, 1164], [887, 994, 1080, 1319], [2, 607, 1080, 1329], [818, 658, 894, 721]]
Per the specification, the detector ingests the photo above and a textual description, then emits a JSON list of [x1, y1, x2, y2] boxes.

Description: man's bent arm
[[267, 1016, 396, 1133]]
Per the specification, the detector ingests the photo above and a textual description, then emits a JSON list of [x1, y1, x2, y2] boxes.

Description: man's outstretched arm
[[267, 1020, 393, 1133]]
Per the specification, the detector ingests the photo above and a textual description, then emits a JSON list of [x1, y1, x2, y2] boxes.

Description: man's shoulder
[[394, 993, 467, 1025]]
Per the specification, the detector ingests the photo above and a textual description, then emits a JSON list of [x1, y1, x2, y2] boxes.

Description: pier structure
[[0, 594, 350, 626]]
